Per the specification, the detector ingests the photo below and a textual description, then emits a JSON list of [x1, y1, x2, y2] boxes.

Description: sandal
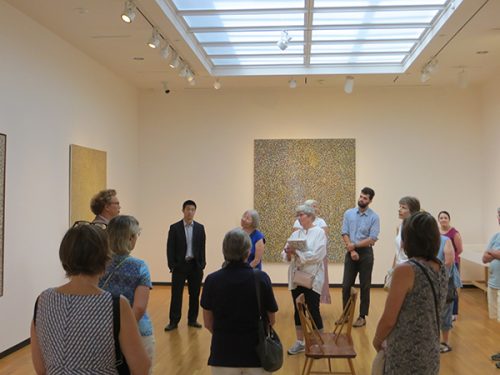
[[492, 353, 500, 361], [440, 343, 452, 353]]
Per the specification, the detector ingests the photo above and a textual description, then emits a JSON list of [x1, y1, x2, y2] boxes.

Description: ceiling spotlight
[[289, 79, 297, 89], [160, 45, 170, 60], [147, 29, 161, 49], [426, 58, 439, 74], [420, 70, 431, 83], [457, 68, 468, 89], [189, 78, 196, 86], [186, 70, 195, 83], [277, 30, 292, 51], [344, 76, 354, 94], [213, 79, 221, 90], [169, 53, 180, 69], [121, 0, 136, 23], [178, 65, 189, 78]]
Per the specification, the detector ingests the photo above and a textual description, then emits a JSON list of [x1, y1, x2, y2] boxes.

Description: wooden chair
[[296, 288, 358, 375]]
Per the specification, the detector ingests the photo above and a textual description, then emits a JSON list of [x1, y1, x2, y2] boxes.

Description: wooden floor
[[1, 286, 499, 374]]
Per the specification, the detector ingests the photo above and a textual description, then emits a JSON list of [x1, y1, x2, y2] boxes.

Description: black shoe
[[164, 323, 178, 331], [492, 353, 500, 361], [496, 362, 500, 369], [188, 321, 202, 328]]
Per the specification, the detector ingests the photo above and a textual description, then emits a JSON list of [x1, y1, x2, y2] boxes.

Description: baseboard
[[152, 281, 385, 288], [0, 338, 30, 359]]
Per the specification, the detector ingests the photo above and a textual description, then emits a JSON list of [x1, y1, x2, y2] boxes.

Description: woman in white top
[[293, 199, 331, 304], [284, 204, 327, 355], [393, 197, 421, 267]]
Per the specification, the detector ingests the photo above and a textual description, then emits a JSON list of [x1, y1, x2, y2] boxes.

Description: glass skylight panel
[[313, 10, 439, 25], [311, 42, 414, 54], [212, 56, 304, 65], [310, 54, 406, 64], [172, 0, 305, 11], [204, 45, 303, 55], [196, 30, 304, 44], [314, 0, 447, 6], [184, 14, 305, 29], [312, 28, 424, 41]]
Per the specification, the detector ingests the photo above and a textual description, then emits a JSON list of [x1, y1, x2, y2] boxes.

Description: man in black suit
[[165, 200, 206, 331]]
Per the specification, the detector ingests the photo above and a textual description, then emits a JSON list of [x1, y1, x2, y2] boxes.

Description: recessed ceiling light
[[133, 57, 144, 61], [74, 7, 89, 15], [476, 50, 489, 54]]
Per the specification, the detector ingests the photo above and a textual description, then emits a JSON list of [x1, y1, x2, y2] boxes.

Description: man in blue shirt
[[340, 187, 380, 328]]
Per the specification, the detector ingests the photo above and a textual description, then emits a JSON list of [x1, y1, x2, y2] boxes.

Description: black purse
[[253, 269, 283, 372], [112, 295, 131, 375], [446, 275, 457, 304]]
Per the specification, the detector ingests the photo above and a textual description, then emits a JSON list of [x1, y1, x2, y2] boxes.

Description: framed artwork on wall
[[69, 144, 107, 225], [0, 133, 6, 297], [254, 138, 355, 263]]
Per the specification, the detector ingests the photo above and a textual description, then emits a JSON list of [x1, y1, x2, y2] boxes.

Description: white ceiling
[[6, 0, 500, 91]]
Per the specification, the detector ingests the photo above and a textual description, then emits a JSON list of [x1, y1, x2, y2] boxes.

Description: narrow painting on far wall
[[0, 134, 6, 297], [254, 139, 355, 263], [69, 145, 107, 226]]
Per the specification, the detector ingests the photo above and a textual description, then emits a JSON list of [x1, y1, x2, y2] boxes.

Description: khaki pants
[[211, 367, 272, 375]]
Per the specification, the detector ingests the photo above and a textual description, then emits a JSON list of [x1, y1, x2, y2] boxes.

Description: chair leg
[[347, 358, 356, 375], [304, 357, 314, 375], [301, 357, 309, 375], [328, 358, 332, 373]]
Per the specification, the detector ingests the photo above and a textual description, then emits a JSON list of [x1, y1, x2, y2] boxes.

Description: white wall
[[480, 72, 500, 239], [137, 85, 485, 286], [0, 1, 139, 352]]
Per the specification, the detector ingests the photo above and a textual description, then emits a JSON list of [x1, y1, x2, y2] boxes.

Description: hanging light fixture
[[147, 29, 161, 49], [277, 30, 292, 51], [420, 58, 439, 83], [344, 76, 354, 94], [160, 44, 170, 60], [169, 52, 180, 69], [213, 79, 221, 90], [186, 69, 195, 83], [121, 0, 136, 23]]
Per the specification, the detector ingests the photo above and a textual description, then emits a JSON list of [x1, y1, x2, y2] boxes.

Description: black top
[[166, 220, 206, 271], [200, 262, 278, 367]]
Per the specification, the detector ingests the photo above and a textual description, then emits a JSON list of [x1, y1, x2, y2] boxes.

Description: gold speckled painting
[[254, 139, 355, 263]]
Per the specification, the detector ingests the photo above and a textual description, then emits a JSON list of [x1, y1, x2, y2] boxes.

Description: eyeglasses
[[72, 220, 107, 230], [108, 201, 120, 206]]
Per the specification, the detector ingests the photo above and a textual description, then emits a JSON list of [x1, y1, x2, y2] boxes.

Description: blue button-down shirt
[[341, 207, 380, 244]]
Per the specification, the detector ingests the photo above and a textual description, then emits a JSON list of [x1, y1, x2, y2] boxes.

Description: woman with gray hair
[[293, 199, 331, 304], [283, 204, 327, 355], [201, 228, 278, 374], [99, 215, 155, 373], [241, 209, 266, 269]]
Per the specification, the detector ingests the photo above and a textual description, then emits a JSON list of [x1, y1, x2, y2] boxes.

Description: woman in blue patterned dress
[[31, 222, 150, 375], [99, 215, 155, 372]]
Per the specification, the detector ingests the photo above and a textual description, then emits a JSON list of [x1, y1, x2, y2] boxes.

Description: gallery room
[[0, 0, 499, 374]]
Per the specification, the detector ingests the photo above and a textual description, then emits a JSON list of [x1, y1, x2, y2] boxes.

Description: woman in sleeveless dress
[[438, 210, 463, 319], [373, 212, 447, 375], [30, 222, 150, 375]]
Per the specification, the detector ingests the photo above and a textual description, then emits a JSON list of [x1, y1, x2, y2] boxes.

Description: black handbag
[[253, 270, 283, 372], [112, 295, 131, 375]]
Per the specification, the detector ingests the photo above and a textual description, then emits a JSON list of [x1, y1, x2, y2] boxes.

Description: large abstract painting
[[0, 134, 5, 296], [254, 139, 355, 263], [69, 145, 107, 225]]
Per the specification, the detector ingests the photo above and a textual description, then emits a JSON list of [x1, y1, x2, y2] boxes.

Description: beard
[[358, 200, 368, 209]]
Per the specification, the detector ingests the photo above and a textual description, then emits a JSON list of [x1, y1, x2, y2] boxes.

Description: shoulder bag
[[112, 295, 131, 375], [409, 260, 440, 332], [253, 269, 283, 372]]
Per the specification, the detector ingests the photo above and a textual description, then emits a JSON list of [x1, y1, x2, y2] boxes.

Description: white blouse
[[283, 226, 327, 294], [395, 224, 408, 265]]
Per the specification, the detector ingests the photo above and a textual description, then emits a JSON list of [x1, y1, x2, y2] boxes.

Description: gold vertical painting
[[254, 139, 355, 263], [69, 145, 107, 225], [0, 134, 5, 296]]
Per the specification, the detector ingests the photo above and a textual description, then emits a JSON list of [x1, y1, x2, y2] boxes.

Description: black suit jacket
[[167, 220, 206, 271]]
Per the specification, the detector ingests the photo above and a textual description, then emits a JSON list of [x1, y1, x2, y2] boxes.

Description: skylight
[[158, 0, 462, 76]]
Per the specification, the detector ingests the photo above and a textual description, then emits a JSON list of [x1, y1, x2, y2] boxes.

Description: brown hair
[[59, 224, 110, 276], [399, 196, 421, 214], [90, 189, 117, 215], [402, 212, 440, 260]]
